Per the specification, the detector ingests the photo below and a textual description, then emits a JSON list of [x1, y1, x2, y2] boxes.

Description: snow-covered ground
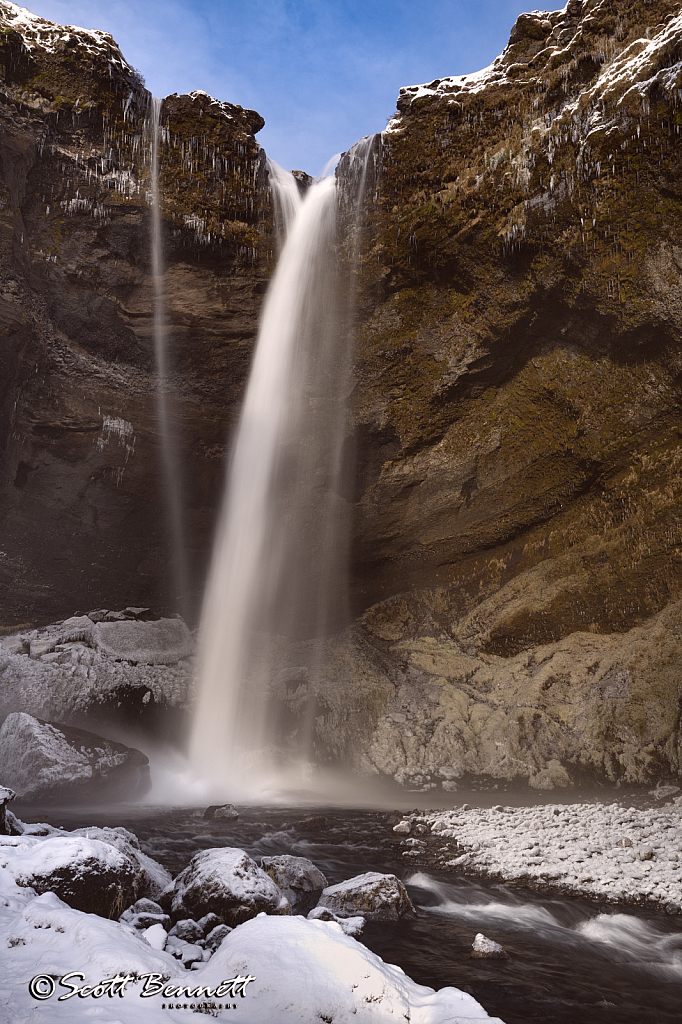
[[418, 798, 682, 911], [0, 816, 505, 1023]]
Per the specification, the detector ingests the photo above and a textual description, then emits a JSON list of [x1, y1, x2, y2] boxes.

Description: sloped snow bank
[[0, 886, 505, 1022], [0, 807, 505, 1022]]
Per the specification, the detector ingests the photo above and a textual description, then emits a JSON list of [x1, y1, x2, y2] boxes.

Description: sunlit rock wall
[[324, 0, 682, 788]]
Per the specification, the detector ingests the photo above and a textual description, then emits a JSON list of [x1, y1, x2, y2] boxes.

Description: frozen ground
[[0, 816, 505, 1023], [414, 797, 682, 912]]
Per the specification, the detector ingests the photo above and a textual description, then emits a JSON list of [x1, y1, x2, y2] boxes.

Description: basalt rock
[[0, 711, 151, 803], [325, 0, 682, 787], [0, 3, 273, 625], [165, 847, 292, 926]]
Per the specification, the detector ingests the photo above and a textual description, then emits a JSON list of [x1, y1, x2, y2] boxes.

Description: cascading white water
[[149, 96, 187, 614], [189, 162, 347, 796]]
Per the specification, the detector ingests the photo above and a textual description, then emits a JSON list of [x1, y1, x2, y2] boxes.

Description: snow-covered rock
[[93, 617, 194, 665], [0, 890, 180, 1023], [317, 871, 416, 921], [2, 834, 138, 916], [166, 847, 291, 925], [1, 816, 171, 916], [307, 905, 365, 936], [169, 917, 204, 942], [120, 897, 171, 931], [0, 785, 14, 834], [204, 802, 239, 821], [68, 826, 172, 900], [205, 922, 233, 950], [260, 854, 328, 914], [196, 914, 504, 1022], [471, 933, 508, 958], [0, 712, 150, 803], [142, 922, 167, 950]]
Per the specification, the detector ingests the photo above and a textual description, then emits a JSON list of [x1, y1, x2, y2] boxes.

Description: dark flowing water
[[18, 803, 682, 1024]]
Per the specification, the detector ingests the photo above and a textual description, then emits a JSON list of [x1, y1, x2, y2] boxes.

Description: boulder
[[120, 897, 171, 930], [68, 827, 171, 900], [9, 835, 138, 917], [0, 785, 14, 835], [317, 872, 415, 921], [142, 923, 167, 950], [168, 918, 204, 942], [203, 803, 239, 822], [307, 906, 365, 936], [197, 912, 222, 935], [196, 915, 505, 1022], [205, 922, 232, 951], [92, 618, 193, 665], [0, 713, 150, 804], [260, 855, 328, 914], [471, 933, 508, 959], [166, 847, 291, 926]]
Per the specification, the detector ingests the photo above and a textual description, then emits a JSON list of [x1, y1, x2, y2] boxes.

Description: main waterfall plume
[[189, 162, 350, 795]]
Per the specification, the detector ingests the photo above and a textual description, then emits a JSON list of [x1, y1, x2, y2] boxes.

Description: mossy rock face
[[329, 1, 682, 784], [344, 0, 682, 644]]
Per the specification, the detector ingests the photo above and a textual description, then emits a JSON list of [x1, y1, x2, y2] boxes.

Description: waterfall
[[149, 96, 187, 614], [189, 139, 379, 799]]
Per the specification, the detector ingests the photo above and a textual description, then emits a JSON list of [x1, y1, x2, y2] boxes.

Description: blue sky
[[27, 1, 536, 174]]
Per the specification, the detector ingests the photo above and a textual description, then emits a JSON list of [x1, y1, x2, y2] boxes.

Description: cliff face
[[2, 1, 682, 792], [0, 2, 271, 623], [311, 0, 682, 790]]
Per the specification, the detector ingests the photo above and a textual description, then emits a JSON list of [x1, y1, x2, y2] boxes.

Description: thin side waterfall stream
[[149, 95, 187, 614], [190, 163, 350, 796]]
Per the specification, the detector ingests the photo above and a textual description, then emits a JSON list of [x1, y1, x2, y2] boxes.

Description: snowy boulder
[[68, 826, 172, 900], [120, 897, 171, 931], [0, 713, 150, 803], [169, 917, 204, 942], [205, 922, 232, 950], [471, 933, 508, 959], [142, 922, 167, 950], [307, 905, 365, 936], [166, 847, 291, 926], [194, 914, 505, 1023], [6, 834, 138, 917], [93, 617, 193, 665], [260, 854, 328, 914], [197, 911, 222, 935], [317, 871, 416, 921], [203, 802, 239, 821], [0, 891, 180, 1022], [0, 785, 14, 834]]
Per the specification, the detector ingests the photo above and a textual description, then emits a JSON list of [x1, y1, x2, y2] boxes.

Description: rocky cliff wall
[[314, 0, 682, 790], [0, 2, 272, 624], [2, 0, 682, 793]]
